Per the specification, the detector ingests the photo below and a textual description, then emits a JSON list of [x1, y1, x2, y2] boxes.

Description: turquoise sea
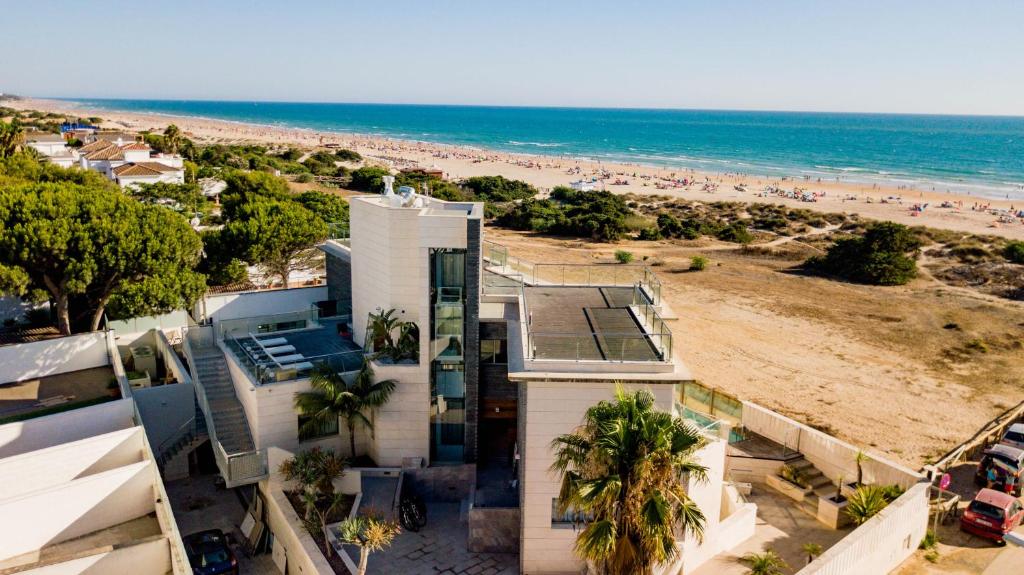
[[63, 98, 1024, 200]]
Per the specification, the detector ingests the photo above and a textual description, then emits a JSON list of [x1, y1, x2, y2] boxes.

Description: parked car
[[183, 529, 238, 575], [960, 488, 1024, 543], [999, 423, 1024, 451], [974, 444, 1024, 496]]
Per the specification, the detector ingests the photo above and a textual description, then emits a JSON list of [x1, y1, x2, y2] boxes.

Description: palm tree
[[163, 124, 181, 154], [335, 515, 400, 575], [550, 387, 708, 575], [801, 542, 823, 565], [0, 120, 24, 158], [741, 550, 788, 575], [294, 360, 397, 458], [854, 450, 869, 486]]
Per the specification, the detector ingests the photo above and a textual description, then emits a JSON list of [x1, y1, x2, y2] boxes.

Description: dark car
[[974, 444, 1024, 496], [960, 488, 1024, 543], [182, 529, 238, 575]]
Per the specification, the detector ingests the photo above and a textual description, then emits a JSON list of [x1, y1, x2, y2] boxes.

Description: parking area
[[166, 473, 280, 575], [895, 459, 1024, 574]]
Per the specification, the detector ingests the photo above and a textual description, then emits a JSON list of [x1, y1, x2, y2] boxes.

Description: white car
[[1000, 423, 1024, 451]]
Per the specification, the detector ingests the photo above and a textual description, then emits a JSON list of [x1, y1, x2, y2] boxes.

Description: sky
[[3, 0, 1024, 115]]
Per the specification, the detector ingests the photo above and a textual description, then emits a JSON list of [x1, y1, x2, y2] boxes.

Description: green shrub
[[614, 250, 634, 264], [295, 173, 313, 183], [807, 222, 920, 286], [716, 222, 753, 244], [334, 148, 362, 162], [462, 175, 536, 202], [1005, 241, 1024, 264], [690, 256, 708, 271], [348, 166, 391, 192], [637, 227, 661, 241]]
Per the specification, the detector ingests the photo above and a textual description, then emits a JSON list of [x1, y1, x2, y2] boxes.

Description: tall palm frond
[[550, 385, 708, 574]]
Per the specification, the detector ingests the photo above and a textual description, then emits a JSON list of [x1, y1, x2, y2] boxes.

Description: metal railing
[[155, 415, 197, 462], [519, 283, 672, 363], [327, 222, 350, 245], [183, 325, 268, 487], [483, 239, 662, 305]]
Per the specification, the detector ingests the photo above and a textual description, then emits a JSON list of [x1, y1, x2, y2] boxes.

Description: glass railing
[[526, 331, 673, 362], [223, 333, 364, 385], [483, 239, 662, 305], [327, 222, 349, 245]]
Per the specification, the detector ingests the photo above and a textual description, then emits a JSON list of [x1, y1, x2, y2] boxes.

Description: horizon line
[[31, 94, 1024, 120]]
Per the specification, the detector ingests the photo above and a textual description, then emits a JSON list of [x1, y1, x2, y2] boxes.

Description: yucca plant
[[550, 386, 708, 575], [845, 484, 890, 525], [741, 549, 788, 575], [336, 515, 401, 575], [854, 450, 870, 486]]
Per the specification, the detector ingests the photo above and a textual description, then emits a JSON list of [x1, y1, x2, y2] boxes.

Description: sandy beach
[[13, 97, 1024, 240]]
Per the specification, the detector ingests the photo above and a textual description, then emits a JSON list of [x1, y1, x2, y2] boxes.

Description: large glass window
[[480, 339, 507, 364], [430, 249, 467, 463]]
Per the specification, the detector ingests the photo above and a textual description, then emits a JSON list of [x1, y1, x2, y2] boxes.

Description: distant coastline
[[54, 97, 1024, 201]]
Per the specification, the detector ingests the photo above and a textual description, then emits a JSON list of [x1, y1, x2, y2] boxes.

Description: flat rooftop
[[524, 286, 662, 362], [0, 365, 115, 423]]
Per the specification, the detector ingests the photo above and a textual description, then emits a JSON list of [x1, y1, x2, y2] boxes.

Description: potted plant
[[767, 464, 813, 502], [842, 451, 870, 497], [817, 475, 852, 529]]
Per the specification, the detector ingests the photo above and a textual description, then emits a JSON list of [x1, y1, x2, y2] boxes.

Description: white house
[[113, 161, 186, 188], [24, 133, 78, 168], [77, 139, 185, 185]]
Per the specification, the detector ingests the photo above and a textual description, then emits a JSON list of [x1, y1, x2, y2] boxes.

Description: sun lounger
[[257, 337, 288, 347], [287, 361, 314, 372], [265, 345, 297, 355], [273, 354, 304, 364]]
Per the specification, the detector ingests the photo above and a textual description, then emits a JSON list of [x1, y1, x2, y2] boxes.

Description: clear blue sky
[[4, 0, 1023, 115]]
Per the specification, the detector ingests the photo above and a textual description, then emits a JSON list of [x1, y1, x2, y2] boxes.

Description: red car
[[960, 488, 1024, 543]]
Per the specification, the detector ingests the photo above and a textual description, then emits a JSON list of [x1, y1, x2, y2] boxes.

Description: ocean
[[63, 98, 1024, 200]]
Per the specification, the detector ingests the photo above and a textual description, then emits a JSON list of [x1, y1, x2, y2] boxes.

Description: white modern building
[[161, 181, 927, 574]]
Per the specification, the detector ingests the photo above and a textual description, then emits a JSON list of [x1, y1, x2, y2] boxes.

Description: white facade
[[0, 401, 190, 574]]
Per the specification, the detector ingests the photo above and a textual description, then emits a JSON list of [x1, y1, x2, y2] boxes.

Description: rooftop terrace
[[221, 313, 363, 384], [520, 284, 673, 363]]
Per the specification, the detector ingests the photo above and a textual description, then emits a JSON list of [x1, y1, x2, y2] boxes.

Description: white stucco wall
[[17, 537, 172, 575], [519, 380, 682, 574], [367, 361, 429, 466], [197, 286, 328, 325], [0, 461, 156, 562], [0, 427, 145, 501], [0, 331, 109, 383], [0, 399, 135, 459]]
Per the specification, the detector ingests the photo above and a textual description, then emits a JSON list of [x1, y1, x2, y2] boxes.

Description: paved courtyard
[[366, 502, 519, 574]]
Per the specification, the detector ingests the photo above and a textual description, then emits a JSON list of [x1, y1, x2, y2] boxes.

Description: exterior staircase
[[191, 349, 256, 455], [155, 397, 209, 481], [789, 457, 838, 517], [183, 325, 267, 487]]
